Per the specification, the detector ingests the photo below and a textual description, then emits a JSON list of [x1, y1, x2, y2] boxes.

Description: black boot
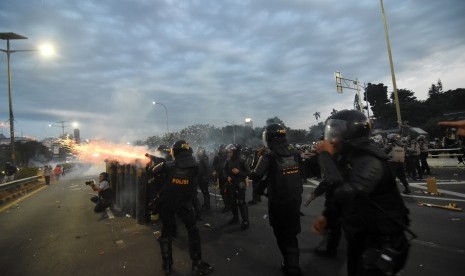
[[158, 237, 173, 275], [229, 202, 239, 224], [192, 260, 213, 275], [238, 201, 249, 230], [403, 186, 411, 194], [283, 247, 301, 276]]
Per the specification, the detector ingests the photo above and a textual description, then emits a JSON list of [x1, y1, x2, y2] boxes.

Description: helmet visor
[[324, 119, 348, 143]]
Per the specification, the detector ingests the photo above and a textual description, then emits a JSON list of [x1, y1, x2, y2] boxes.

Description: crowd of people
[[90, 116, 465, 276]]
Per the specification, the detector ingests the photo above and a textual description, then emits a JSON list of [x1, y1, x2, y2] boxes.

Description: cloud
[[0, 0, 464, 142]]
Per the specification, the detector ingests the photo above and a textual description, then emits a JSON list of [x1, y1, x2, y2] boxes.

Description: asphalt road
[[0, 165, 464, 276]]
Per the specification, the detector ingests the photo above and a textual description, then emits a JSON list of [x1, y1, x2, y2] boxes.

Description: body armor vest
[[388, 145, 405, 163], [272, 154, 302, 199]]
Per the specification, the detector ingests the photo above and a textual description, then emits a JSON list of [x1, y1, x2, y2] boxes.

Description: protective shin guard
[[284, 247, 301, 276], [158, 237, 173, 275], [238, 202, 249, 230]]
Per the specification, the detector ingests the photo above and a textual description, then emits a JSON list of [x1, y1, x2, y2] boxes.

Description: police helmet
[[225, 144, 237, 152], [262, 124, 287, 147], [171, 140, 193, 157], [324, 110, 370, 143], [387, 133, 400, 143], [157, 144, 171, 153], [417, 135, 426, 141], [218, 144, 226, 154]]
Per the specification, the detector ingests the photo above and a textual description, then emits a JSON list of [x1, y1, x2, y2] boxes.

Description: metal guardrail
[[0, 176, 41, 191]]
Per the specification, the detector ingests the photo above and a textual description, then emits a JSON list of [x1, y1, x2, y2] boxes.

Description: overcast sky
[[0, 0, 464, 142]]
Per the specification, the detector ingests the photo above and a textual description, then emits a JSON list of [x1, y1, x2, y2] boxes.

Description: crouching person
[[89, 172, 113, 213]]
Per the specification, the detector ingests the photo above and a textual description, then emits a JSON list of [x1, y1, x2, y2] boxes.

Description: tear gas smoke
[[58, 138, 154, 165]]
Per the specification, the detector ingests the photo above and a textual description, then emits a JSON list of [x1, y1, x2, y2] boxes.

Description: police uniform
[[314, 110, 411, 276], [196, 147, 211, 211], [384, 136, 411, 194], [212, 145, 229, 212], [249, 124, 303, 276], [152, 140, 212, 275], [224, 144, 250, 230]]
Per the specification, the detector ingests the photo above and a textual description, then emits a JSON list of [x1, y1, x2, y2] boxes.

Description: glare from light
[[245, 118, 252, 123], [152, 101, 156, 105], [39, 43, 55, 57], [72, 121, 79, 128]]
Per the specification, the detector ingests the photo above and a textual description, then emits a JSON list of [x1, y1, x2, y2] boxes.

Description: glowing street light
[[0, 32, 55, 162], [152, 101, 169, 133]]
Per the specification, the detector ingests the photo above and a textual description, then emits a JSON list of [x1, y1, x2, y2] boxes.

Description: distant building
[[244, 118, 253, 128], [74, 128, 81, 144]]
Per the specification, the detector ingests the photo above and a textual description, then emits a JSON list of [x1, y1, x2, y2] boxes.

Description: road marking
[[402, 193, 465, 202], [409, 183, 465, 198], [412, 239, 465, 254], [0, 185, 47, 213], [411, 181, 465, 185]]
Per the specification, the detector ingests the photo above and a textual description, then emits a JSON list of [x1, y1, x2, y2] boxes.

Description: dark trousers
[[198, 178, 210, 209], [159, 203, 202, 263], [420, 153, 430, 174], [45, 176, 51, 185], [227, 182, 248, 221], [406, 156, 422, 179], [90, 196, 108, 213], [269, 200, 301, 272], [388, 162, 409, 188]]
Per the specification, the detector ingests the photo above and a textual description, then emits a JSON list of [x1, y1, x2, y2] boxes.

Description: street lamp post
[[152, 101, 169, 133], [0, 32, 27, 162]]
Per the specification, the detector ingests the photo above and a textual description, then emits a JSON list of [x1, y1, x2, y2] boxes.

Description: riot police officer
[[224, 144, 250, 230], [312, 110, 411, 276], [145, 145, 173, 223], [212, 144, 229, 212], [196, 146, 211, 211], [385, 134, 411, 194], [248, 124, 303, 276], [417, 135, 431, 175], [151, 140, 213, 275]]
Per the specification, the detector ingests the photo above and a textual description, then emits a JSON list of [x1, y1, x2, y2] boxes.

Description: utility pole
[[379, 0, 402, 128]]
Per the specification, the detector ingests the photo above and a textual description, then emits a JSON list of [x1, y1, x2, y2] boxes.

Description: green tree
[[16, 141, 52, 166], [308, 122, 325, 142], [428, 79, 443, 99], [266, 116, 285, 126]]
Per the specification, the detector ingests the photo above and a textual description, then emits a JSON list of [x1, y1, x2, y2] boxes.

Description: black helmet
[[416, 135, 426, 141], [218, 144, 226, 154], [225, 144, 237, 151], [262, 124, 287, 147], [157, 144, 171, 153], [387, 133, 400, 143], [171, 140, 193, 157], [324, 110, 370, 143]]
